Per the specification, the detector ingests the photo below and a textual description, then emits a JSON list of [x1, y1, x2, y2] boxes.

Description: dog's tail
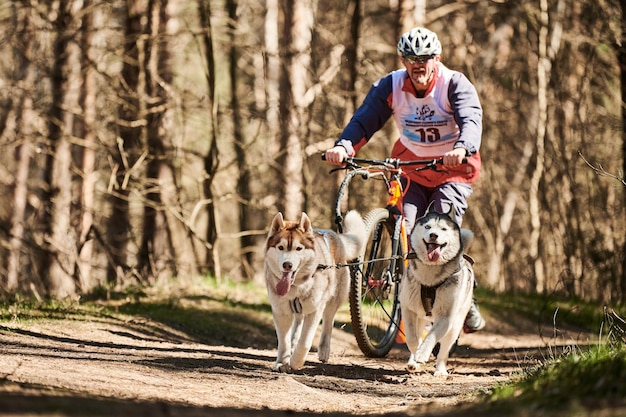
[[340, 210, 367, 261]]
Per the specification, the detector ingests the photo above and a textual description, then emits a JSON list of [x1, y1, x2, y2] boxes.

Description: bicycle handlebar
[[321, 153, 467, 167], [323, 152, 467, 232]]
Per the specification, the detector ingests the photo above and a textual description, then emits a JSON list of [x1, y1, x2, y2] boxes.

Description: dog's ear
[[269, 212, 285, 237], [426, 201, 437, 214], [460, 228, 474, 251], [447, 205, 458, 224], [299, 212, 313, 234]]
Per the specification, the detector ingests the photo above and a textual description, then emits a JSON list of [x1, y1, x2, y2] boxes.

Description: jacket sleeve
[[335, 74, 394, 155], [448, 73, 482, 155]]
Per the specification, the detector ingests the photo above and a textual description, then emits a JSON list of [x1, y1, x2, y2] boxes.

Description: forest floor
[[0, 288, 602, 417]]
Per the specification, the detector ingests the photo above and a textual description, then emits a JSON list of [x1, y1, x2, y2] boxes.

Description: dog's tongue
[[427, 244, 441, 262], [276, 271, 294, 296]]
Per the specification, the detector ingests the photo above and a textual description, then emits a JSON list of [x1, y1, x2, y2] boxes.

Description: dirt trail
[[0, 306, 592, 416]]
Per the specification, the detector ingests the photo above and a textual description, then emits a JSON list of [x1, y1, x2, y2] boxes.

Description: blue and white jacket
[[335, 63, 482, 187]]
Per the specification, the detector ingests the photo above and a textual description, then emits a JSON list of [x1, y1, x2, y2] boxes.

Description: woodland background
[[0, 0, 624, 303]]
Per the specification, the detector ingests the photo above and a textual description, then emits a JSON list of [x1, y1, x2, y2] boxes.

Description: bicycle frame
[[328, 156, 443, 357]]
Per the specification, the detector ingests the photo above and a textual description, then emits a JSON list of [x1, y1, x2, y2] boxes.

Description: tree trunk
[[481, 141, 534, 291], [76, 0, 98, 292], [197, 0, 221, 279], [226, 0, 255, 279], [618, 0, 626, 302], [109, 0, 148, 285], [5, 6, 37, 293], [41, 0, 83, 297], [346, 0, 361, 118], [265, 0, 280, 157], [278, 0, 314, 219], [398, 0, 425, 31], [142, 0, 197, 281], [140, 0, 172, 281], [529, 0, 549, 293]]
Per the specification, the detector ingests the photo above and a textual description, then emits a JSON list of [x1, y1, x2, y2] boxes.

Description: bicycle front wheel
[[349, 208, 403, 358]]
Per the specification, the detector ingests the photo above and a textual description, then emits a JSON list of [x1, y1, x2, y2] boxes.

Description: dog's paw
[[289, 359, 305, 371], [406, 359, 423, 373], [272, 362, 292, 373], [318, 348, 330, 363], [433, 364, 449, 377]]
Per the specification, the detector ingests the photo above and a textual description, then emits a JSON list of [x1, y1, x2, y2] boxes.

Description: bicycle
[[323, 154, 454, 358]]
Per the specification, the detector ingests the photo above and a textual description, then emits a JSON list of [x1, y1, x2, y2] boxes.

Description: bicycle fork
[[389, 178, 410, 344]]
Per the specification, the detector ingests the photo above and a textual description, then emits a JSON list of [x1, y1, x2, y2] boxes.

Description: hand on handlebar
[[442, 148, 468, 168], [323, 145, 349, 166]]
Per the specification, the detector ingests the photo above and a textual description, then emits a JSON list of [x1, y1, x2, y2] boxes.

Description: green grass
[[466, 288, 626, 416], [475, 286, 611, 333], [0, 296, 92, 323], [0, 277, 277, 349], [476, 344, 626, 417]]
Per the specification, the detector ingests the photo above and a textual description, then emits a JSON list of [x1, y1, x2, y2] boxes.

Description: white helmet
[[397, 27, 442, 56]]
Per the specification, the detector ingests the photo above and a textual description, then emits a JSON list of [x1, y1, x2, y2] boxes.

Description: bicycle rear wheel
[[349, 208, 403, 358]]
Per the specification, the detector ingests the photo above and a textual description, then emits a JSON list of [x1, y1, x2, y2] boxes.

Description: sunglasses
[[403, 55, 435, 64]]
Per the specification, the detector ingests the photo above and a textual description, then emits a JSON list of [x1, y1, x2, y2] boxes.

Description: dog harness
[[290, 230, 333, 314], [290, 297, 303, 314], [420, 283, 442, 317], [416, 254, 475, 316]]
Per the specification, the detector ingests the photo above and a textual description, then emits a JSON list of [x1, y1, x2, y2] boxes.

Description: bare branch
[[578, 151, 626, 187]]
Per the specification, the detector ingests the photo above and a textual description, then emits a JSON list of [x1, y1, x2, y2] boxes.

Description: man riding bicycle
[[324, 27, 485, 333]]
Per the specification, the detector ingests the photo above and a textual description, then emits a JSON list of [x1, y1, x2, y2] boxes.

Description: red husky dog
[[264, 211, 365, 372]]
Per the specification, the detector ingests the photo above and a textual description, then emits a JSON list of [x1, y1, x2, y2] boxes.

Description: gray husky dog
[[264, 211, 366, 372], [399, 203, 475, 376]]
